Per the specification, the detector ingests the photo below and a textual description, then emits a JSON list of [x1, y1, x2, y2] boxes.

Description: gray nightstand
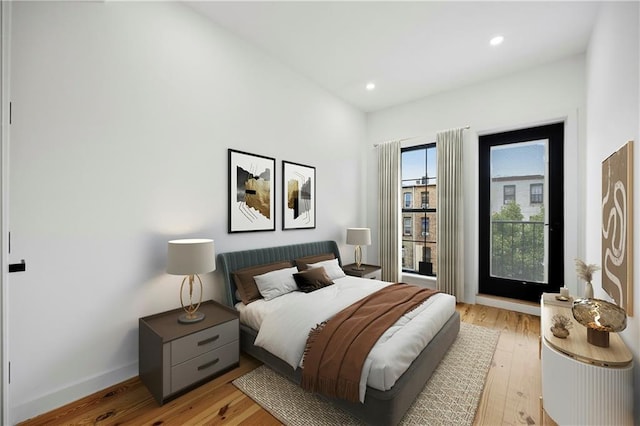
[[342, 263, 382, 279], [139, 300, 239, 405]]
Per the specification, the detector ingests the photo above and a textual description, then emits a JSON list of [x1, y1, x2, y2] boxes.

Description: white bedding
[[235, 275, 456, 402]]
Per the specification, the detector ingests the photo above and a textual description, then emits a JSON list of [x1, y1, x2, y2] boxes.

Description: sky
[[491, 140, 546, 177], [401, 140, 546, 183], [401, 146, 436, 183]]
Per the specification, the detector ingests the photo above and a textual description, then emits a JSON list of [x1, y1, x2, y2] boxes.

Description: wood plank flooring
[[19, 303, 543, 426]]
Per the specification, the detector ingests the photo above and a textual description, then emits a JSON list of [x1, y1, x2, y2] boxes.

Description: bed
[[217, 240, 460, 426]]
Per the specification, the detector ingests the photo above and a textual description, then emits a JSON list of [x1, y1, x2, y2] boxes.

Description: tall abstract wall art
[[283, 161, 315, 230], [601, 140, 634, 316], [228, 149, 275, 233]]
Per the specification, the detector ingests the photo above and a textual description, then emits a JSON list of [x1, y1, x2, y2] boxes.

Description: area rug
[[233, 322, 499, 426]]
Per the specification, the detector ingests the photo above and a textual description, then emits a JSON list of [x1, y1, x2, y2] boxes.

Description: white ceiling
[[187, 1, 601, 112]]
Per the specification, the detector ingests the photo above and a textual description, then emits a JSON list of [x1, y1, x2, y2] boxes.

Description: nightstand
[[139, 300, 239, 405], [342, 263, 381, 279]]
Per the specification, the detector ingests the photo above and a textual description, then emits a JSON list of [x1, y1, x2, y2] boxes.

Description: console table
[[540, 294, 633, 425]]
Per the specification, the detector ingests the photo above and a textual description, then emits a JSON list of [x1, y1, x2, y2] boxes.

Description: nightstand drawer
[[170, 341, 238, 393], [171, 318, 239, 365]]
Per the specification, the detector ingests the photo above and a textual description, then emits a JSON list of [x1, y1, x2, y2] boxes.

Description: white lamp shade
[[167, 239, 216, 275], [346, 228, 371, 246]]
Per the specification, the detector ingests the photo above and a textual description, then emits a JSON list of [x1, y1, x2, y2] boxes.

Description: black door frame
[[478, 122, 564, 302]]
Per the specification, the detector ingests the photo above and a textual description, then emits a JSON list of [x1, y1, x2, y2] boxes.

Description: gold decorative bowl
[[572, 298, 627, 347]]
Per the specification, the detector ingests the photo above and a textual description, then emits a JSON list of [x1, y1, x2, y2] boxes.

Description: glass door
[[479, 123, 564, 302]]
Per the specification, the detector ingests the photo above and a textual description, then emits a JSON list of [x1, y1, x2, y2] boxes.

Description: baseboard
[[475, 294, 541, 316], [11, 362, 138, 425]]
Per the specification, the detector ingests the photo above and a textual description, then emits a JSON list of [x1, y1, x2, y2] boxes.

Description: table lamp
[[346, 228, 371, 271], [167, 239, 216, 324], [572, 298, 627, 347]]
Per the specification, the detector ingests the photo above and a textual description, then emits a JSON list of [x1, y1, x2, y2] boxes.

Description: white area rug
[[233, 322, 499, 425]]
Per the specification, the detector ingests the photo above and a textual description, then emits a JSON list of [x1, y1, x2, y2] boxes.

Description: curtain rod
[[373, 125, 470, 147]]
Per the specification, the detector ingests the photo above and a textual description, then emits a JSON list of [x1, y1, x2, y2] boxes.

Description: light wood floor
[[19, 303, 543, 426]]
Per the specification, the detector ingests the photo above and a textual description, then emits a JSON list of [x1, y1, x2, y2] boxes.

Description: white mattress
[[235, 276, 456, 401]]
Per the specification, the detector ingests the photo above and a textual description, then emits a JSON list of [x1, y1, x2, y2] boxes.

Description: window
[[423, 246, 431, 262], [404, 192, 412, 208], [421, 217, 429, 236], [403, 217, 412, 236], [421, 191, 428, 208], [503, 185, 515, 204], [401, 143, 437, 276], [479, 122, 564, 302], [530, 183, 543, 204]]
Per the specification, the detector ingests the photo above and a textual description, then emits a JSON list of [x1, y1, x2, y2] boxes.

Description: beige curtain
[[436, 128, 465, 299], [377, 140, 401, 282]]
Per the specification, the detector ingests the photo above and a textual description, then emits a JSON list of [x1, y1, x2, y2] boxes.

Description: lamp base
[[587, 328, 610, 347], [351, 265, 366, 271], [178, 311, 205, 324]]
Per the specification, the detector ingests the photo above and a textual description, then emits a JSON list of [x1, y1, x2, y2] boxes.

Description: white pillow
[[308, 258, 346, 280], [253, 266, 299, 301]]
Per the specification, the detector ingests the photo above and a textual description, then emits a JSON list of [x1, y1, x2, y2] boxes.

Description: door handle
[[9, 259, 26, 273]]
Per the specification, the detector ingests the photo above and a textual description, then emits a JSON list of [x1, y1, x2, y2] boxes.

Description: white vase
[[584, 282, 594, 298]]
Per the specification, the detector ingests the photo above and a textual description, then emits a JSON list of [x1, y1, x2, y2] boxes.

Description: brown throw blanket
[[301, 283, 440, 402]]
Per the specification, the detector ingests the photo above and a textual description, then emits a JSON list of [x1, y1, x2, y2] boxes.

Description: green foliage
[[530, 205, 545, 222], [491, 203, 545, 282], [492, 202, 524, 221]]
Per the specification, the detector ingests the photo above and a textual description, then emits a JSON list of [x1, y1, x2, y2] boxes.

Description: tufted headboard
[[217, 240, 342, 307]]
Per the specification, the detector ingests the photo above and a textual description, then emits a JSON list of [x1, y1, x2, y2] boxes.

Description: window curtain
[[436, 128, 465, 299], [377, 140, 401, 282]]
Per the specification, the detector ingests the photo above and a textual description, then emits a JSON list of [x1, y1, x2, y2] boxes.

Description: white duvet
[[236, 275, 456, 402]]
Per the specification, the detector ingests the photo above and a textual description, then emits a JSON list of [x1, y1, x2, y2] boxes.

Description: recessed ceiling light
[[366, 82, 376, 91], [490, 35, 504, 46]]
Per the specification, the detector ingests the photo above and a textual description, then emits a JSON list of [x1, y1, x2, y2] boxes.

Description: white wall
[[585, 2, 639, 421], [6, 2, 366, 423], [366, 55, 585, 306]]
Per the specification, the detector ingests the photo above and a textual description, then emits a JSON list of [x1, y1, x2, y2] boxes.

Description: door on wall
[[478, 122, 564, 302]]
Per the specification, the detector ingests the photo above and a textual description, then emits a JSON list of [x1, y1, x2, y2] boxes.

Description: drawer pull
[[198, 335, 219, 346], [198, 358, 219, 371]]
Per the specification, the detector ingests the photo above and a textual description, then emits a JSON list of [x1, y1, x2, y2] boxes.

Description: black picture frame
[[228, 149, 276, 233], [282, 160, 316, 230]]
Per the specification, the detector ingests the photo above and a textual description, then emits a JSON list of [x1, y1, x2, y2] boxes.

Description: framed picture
[[282, 160, 316, 230], [601, 140, 634, 316], [228, 149, 276, 233]]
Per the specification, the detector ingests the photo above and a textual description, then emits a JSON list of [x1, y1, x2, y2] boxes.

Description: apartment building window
[[503, 185, 516, 204], [403, 217, 412, 236], [401, 143, 437, 276], [423, 247, 432, 262], [404, 192, 412, 208], [421, 191, 428, 208], [530, 183, 543, 204], [421, 217, 429, 236]]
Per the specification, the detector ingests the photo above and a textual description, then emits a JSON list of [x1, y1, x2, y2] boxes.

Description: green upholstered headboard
[[217, 240, 341, 307]]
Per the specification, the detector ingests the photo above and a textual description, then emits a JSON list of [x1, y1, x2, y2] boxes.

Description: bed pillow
[[294, 253, 336, 271], [293, 266, 334, 293], [232, 261, 293, 305], [307, 258, 346, 280], [254, 266, 299, 301]]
